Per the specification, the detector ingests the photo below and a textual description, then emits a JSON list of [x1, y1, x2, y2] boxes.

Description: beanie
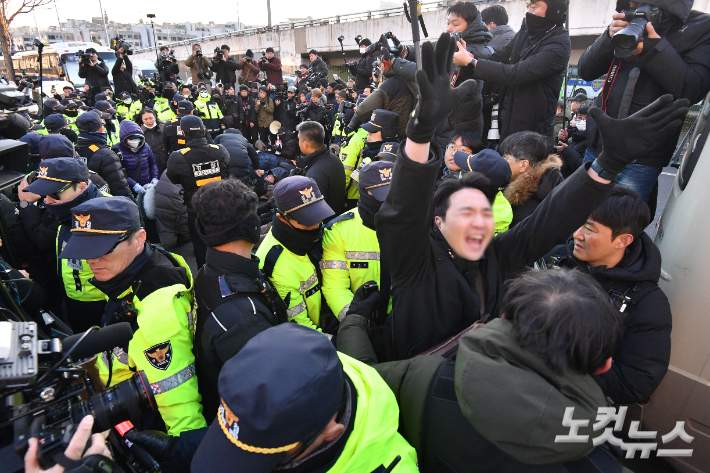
[[246, 49, 253, 57]]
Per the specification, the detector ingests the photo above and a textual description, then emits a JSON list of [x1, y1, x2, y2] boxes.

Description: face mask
[[144, 122, 157, 129], [28, 104, 38, 114], [124, 98, 132, 104], [126, 138, 142, 150], [163, 89, 175, 100], [360, 47, 367, 54], [199, 91, 209, 99], [576, 119, 586, 132]]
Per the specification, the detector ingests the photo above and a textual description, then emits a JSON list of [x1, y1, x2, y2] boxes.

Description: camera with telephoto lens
[[296, 102, 309, 117], [0, 322, 157, 472], [611, 4, 663, 58], [111, 37, 133, 56], [214, 47, 224, 60], [76, 50, 91, 64]]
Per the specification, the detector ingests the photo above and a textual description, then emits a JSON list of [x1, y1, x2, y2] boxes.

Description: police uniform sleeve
[[321, 223, 355, 320], [129, 288, 206, 435], [269, 263, 321, 332]]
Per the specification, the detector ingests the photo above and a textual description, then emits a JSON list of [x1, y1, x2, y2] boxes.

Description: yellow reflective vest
[[340, 128, 368, 202]]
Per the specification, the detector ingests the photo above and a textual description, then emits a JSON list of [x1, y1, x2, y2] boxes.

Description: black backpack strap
[[262, 244, 283, 279]]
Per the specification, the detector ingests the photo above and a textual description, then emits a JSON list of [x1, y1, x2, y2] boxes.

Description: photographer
[[155, 46, 180, 84], [255, 87, 275, 144], [238, 85, 256, 142], [111, 45, 138, 98], [185, 43, 213, 86], [78, 48, 110, 96], [305, 88, 327, 126], [259, 47, 283, 86], [236, 49, 259, 86], [208, 44, 237, 86], [348, 38, 377, 94], [221, 83, 242, 129], [578, 0, 710, 203], [281, 86, 299, 131], [308, 49, 328, 78]]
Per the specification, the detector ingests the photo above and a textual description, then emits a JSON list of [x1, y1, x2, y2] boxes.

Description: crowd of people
[[4, 1, 710, 473]]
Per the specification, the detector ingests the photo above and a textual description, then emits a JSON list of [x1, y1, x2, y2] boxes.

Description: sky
[[12, 0, 391, 29]]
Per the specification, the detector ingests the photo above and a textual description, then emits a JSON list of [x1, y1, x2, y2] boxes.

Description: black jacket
[[305, 101, 326, 124], [162, 116, 214, 156], [578, 2, 710, 168], [281, 98, 299, 131], [221, 95, 242, 129], [546, 234, 672, 405], [155, 57, 180, 84], [111, 55, 138, 97], [472, 17, 571, 140], [78, 60, 111, 92], [194, 248, 276, 421], [375, 146, 614, 360], [309, 57, 328, 77], [503, 155, 564, 228], [239, 95, 256, 125], [297, 147, 346, 215], [279, 130, 300, 161], [75, 135, 133, 198], [487, 24, 516, 53], [349, 54, 377, 92], [141, 120, 168, 175], [357, 77, 415, 139], [166, 136, 230, 212], [211, 57, 239, 86], [214, 129, 259, 181]]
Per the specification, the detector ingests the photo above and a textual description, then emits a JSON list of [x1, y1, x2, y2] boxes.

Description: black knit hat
[[246, 49, 253, 57], [541, 0, 567, 23]]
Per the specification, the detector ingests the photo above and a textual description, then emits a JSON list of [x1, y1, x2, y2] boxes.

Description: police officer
[[255, 176, 336, 333], [194, 85, 224, 137], [191, 324, 419, 472], [162, 101, 213, 156], [19, 158, 108, 332], [166, 115, 229, 268], [116, 91, 138, 121], [281, 86, 299, 132], [95, 101, 120, 146], [321, 161, 393, 322], [191, 179, 286, 421], [155, 82, 178, 122], [58, 197, 206, 436], [331, 90, 355, 146]]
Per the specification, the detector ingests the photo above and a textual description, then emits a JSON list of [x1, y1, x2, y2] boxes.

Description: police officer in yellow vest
[[20, 158, 109, 332], [256, 176, 337, 334], [58, 196, 206, 436], [322, 160, 394, 322], [116, 91, 140, 121], [190, 324, 418, 473], [194, 86, 224, 137], [36, 98, 69, 136], [95, 101, 120, 146], [155, 82, 178, 122]]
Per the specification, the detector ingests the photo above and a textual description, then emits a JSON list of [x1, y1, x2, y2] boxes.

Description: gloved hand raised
[[133, 183, 146, 194], [589, 94, 690, 176], [405, 32, 478, 144], [343, 281, 381, 321], [124, 430, 178, 462]]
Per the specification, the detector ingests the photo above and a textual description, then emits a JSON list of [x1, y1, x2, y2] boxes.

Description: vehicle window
[[680, 99, 710, 190]]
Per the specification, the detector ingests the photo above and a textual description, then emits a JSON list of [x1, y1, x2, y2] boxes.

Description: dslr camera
[[76, 50, 91, 64], [260, 51, 268, 63], [612, 4, 663, 58], [214, 47, 224, 60], [195, 49, 202, 57]]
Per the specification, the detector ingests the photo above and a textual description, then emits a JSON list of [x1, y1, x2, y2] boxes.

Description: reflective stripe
[[343, 165, 355, 171], [299, 273, 318, 293], [321, 260, 348, 270], [101, 347, 129, 367], [338, 303, 350, 321], [345, 251, 380, 261], [286, 301, 307, 320], [150, 363, 196, 395]]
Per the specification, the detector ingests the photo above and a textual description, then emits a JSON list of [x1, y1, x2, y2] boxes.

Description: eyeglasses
[[446, 144, 472, 153], [104, 228, 140, 256], [47, 182, 75, 200]]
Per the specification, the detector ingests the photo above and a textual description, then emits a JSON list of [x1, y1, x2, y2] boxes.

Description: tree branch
[[6, 0, 52, 24]]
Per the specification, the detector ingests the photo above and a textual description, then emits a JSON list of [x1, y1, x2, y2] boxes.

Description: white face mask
[[124, 98, 132, 104], [144, 122, 157, 129], [28, 104, 38, 114], [360, 47, 367, 54], [199, 91, 209, 99], [126, 138, 142, 150], [577, 119, 586, 132]]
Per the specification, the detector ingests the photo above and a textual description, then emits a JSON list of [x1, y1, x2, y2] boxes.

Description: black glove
[[589, 94, 689, 175], [124, 430, 178, 462], [405, 32, 478, 144], [344, 281, 381, 321]]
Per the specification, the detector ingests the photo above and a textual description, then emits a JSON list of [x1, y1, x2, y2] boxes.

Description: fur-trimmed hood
[[504, 154, 563, 206]]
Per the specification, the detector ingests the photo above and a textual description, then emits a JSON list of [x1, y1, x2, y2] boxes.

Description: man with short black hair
[[259, 47, 283, 86], [236, 48, 259, 86], [212, 44, 239, 86], [481, 4, 515, 52], [542, 187, 672, 405], [79, 48, 110, 102], [296, 121, 345, 215], [308, 49, 328, 81]]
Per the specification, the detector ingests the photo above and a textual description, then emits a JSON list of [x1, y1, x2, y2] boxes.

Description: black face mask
[[271, 214, 323, 256], [163, 89, 175, 100], [357, 191, 383, 230], [525, 12, 557, 39], [364, 140, 383, 158]]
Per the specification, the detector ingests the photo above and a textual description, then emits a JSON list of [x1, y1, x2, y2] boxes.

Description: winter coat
[[76, 132, 133, 199], [111, 55, 138, 97], [214, 129, 260, 180], [578, 1, 710, 168], [113, 120, 159, 187], [281, 98, 299, 131], [211, 56, 239, 86], [279, 130, 301, 161], [546, 233, 672, 405], [472, 17, 571, 140], [503, 154, 564, 228], [141, 120, 168, 175], [337, 316, 621, 472], [154, 170, 189, 238], [259, 56, 283, 86], [487, 24, 516, 53], [78, 60, 110, 92], [236, 58, 258, 84], [356, 77, 416, 140], [349, 54, 377, 92], [309, 57, 328, 77], [305, 101, 326, 125], [255, 96, 274, 128], [297, 147, 346, 215], [375, 146, 613, 360], [185, 54, 213, 86], [220, 95, 242, 129], [239, 95, 256, 125]]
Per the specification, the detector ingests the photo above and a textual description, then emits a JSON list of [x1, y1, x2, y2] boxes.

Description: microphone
[[61, 323, 134, 360]]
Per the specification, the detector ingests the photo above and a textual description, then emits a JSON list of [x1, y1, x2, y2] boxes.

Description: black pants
[[187, 212, 206, 269]]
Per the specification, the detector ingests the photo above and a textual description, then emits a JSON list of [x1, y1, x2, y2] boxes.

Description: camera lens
[[611, 18, 648, 56], [71, 371, 156, 432]]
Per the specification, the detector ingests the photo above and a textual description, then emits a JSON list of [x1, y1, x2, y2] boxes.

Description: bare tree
[[0, 0, 52, 83]]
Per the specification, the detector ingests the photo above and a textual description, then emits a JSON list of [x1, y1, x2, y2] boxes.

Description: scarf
[[364, 140, 383, 158], [46, 183, 101, 224], [525, 13, 558, 43], [357, 192, 383, 231], [78, 131, 108, 147], [271, 215, 323, 257]]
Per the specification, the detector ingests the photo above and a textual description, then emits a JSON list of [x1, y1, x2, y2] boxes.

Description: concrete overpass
[[130, 0, 710, 79]]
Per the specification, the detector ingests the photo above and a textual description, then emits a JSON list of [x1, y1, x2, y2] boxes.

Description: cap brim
[[376, 152, 397, 163], [288, 199, 334, 227], [191, 417, 281, 473], [360, 122, 379, 133], [24, 178, 68, 196], [97, 112, 111, 119], [366, 183, 390, 201], [31, 124, 45, 131], [58, 232, 123, 260]]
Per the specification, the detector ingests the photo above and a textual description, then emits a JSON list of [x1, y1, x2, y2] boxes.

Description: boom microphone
[[61, 323, 134, 360]]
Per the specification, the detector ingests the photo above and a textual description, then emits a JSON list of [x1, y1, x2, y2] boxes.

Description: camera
[[612, 4, 663, 58], [260, 51, 268, 63], [195, 49, 202, 57], [76, 50, 91, 64], [296, 103, 309, 117], [111, 36, 133, 56], [1, 322, 156, 471], [214, 47, 224, 60]]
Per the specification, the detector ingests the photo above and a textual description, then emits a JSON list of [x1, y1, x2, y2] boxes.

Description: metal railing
[[132, 0, 471, 54]]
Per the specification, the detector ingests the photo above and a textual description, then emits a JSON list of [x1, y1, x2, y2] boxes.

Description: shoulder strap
[[262, 244, 283, 279], [325, 212, 355, 230]]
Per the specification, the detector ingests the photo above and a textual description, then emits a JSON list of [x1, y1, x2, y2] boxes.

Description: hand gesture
[[452, 38, 473, 66], [405, 32, 478, 143]]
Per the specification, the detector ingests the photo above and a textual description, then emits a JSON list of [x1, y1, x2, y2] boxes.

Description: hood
[[504, 155, 563, 206], [462, 13, 493, 44], [224, 128, 243, 135], [39, 134, 75, 159], [564, 232, 662, 283], [119, 119, 144, 141], [616, 0, 693, 22], [455, 318, 605, 464]]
